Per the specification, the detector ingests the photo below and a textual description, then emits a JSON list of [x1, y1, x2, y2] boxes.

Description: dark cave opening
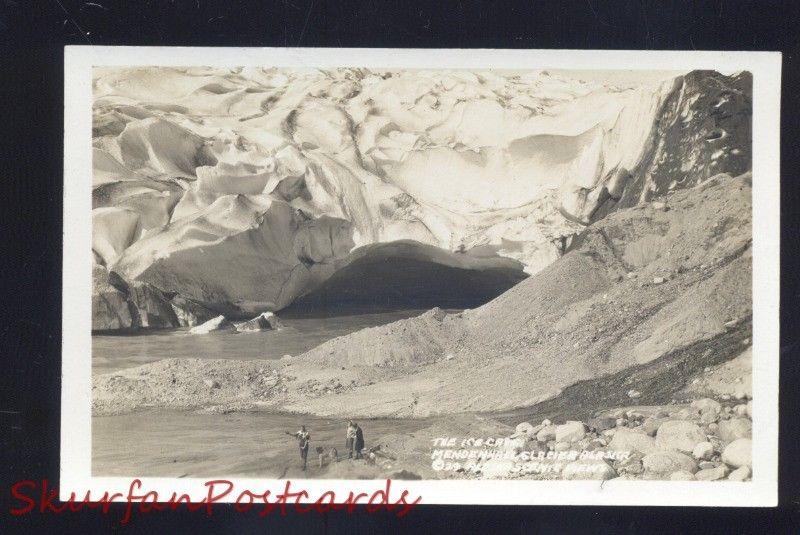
[[282, 254, 528, 318]]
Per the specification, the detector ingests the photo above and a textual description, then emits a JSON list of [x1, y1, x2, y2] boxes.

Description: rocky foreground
[[302, 348, 754, 481]]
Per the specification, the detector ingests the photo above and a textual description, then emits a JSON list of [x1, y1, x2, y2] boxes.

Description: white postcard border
[[62, 46, 781, 506]]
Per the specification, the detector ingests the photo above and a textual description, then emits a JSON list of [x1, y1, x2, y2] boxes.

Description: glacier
[[90, 67, 751, 328]]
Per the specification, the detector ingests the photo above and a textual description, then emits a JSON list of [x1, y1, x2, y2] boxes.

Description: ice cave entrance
[[283, 241, 528, 317]]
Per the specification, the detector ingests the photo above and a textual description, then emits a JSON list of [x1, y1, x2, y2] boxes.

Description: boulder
[[641, 417, 668, 437], [674, 407, 701, 420], [588, 416, 617, 433], [562, 459, 616, 481], [642, 451, 698, 475], [553, 441, 571, 452], [608, 428, 659, 455], [617, 453, 645, 476], [721, 438, 752, 468], [536, 425, 558, 442], [694, 464, 729, 481], [692, 396, 722, 411], [555, 421, 586, 443], [655, 420, 707, 453], [746, 400, 753, 418], [717, 418, 752, 443], [510, 422, 537, 439], [235, 311, 284, 332], [692, 441, 715, 461], [189, 315, 236, 334], [727, 466, 751, 481]]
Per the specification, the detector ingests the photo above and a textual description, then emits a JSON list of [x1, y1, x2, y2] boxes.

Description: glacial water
[[91, 308, 457, 478], [93, 410, 434, 478], [92, 309, 433, 374]]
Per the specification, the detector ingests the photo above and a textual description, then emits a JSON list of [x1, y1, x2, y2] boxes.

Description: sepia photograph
[[59, 47, 780, 506]]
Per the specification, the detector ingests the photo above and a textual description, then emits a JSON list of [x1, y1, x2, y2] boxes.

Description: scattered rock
[[641, 417, 667, 437], [510, 422, 536, 439], [553, 441, 571, 452], [655, 421, 707, 453], [617, 454, 645, 476], [695, 464, 729, 481], [692, 441, 715, 461], [608, 428, 659, 455], [536, 425, 558, 442], [728, 466, 751, 482], [675, 407, 701, 420], [691, 398, 722, 415], [562, 459, 616, 481], [588, 416, 617, 433], [555, 421, 586, 443], [717, 418, 752, 443], [643, 451, 698, 474], [721, 438, 752, 468]]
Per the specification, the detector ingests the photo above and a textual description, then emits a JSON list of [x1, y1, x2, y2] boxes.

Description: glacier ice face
[[91, 67, 751, 323]]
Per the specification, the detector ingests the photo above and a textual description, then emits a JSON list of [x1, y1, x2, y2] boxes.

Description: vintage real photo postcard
[[62, 47, 780, 506]]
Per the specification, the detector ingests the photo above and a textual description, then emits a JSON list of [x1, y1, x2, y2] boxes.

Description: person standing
[[354, 422, 365, 460], [345, 420, 356, 459], [286, 425, 311, 471]]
